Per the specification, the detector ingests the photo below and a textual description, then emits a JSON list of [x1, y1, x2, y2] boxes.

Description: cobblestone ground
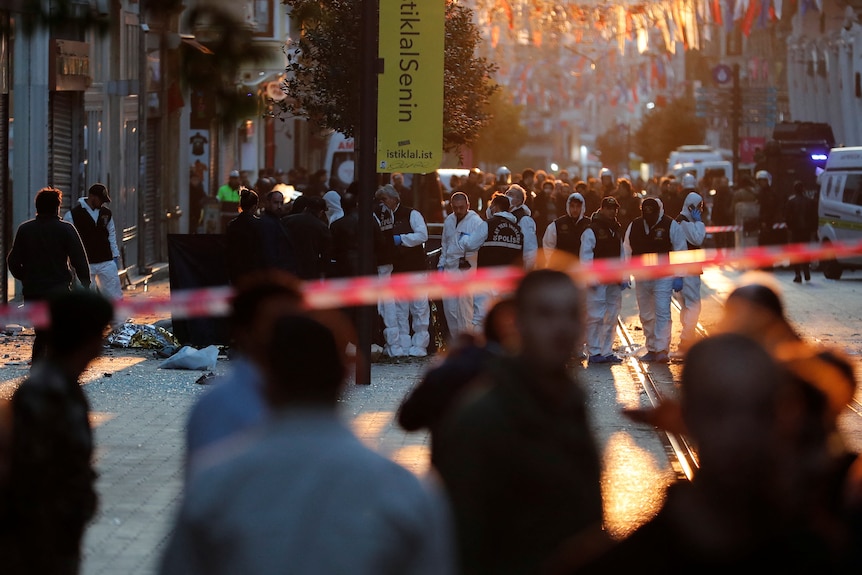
[[0, 280, 435, 574], [3, 265, 857, 574]]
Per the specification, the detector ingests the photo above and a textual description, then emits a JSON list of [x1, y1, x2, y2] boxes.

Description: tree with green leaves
[[633, 95, 706, 167], [281, 0, 497, 153], [472, 86, 528, 166], [595, 124, 630, 175]]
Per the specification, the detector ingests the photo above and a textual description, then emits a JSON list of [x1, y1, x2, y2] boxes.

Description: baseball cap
[[601, 196, 619, 209], [88, 183, 111, 203], [229, 169, 240, 178]]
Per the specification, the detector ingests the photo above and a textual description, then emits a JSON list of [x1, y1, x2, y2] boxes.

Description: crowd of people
[[1, 163, 860, 574], [197, 160, 822, 363]]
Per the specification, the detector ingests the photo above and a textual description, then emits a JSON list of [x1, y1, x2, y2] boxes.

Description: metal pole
[[732, 63, 740, 185], [355, 0, 379, 385]]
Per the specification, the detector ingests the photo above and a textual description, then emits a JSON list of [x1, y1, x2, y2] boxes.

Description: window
[[841, 174, 862, 206], [251, 0, 274, 38]]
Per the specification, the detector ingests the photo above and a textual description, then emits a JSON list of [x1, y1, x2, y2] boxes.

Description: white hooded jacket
[[440, 209, 484, 269], [676, 191, 707, 248]]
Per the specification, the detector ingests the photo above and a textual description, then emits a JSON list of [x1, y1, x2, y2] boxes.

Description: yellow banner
[[377, 0, 444, 173]]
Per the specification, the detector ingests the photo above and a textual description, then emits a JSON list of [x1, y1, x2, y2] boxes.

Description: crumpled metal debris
[[107, 322, 181, 350]]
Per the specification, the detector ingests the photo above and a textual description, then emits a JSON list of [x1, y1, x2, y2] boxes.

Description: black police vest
[[554, 215, 590, 256], [589, 216, 622, 260], [675, 214, 699, 250], [392, 206, 426, 272], [628, 215, 673, 256], [478, 215, 523, 268], [374, 205, 395, 267], [71, 204, 113, 263]]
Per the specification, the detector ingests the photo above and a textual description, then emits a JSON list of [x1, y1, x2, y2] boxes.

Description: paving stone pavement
[[75, 351, 433, 575], [0, 279, 436, 575]]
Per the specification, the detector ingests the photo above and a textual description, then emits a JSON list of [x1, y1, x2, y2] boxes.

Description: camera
[[458, 257, 472, 270]]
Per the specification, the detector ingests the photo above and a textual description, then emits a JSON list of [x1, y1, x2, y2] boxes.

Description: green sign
[[377, 0, 444, 173]]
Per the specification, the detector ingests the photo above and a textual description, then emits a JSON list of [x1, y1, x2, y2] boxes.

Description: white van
[[816, 146, 862, 279], [324, 131, 356, 193], [667, 145, 723, 168], [668, 160, 733, 188]]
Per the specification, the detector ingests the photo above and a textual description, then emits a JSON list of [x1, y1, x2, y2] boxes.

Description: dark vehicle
[[761, 121, 834, 202]]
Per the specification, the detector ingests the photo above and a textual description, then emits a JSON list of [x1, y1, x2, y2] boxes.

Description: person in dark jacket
[[258, 190, 299, 276], [397, 297, 518, 465], [435, 270, 605, 575], [1, 289, 113, 575], [281, 196, 333, 281], [7, 187, 91, 363], [785, 180, 818, 282], [64, 183, 123, 301], [225, 189, 267, 286], [330, 186, 359, 278]]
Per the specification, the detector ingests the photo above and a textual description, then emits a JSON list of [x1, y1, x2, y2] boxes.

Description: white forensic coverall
[[623, 199, 688, 356], [580, 221, 625, 358], [439, 209, 483, 339], [674, 191, 707, 351], [392, 206, 430, 357]]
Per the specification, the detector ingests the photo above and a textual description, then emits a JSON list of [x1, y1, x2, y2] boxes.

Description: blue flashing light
[[811, 154, 828, 161]]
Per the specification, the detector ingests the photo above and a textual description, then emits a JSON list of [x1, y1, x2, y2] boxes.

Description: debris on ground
[[160, 345, 220, 371], [195, 372, 217, 385], [107, 323, 180, 350]]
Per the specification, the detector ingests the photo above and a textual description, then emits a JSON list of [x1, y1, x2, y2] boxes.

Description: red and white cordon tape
[[3, 239, 862, 327], [705, 222, 787, 233]]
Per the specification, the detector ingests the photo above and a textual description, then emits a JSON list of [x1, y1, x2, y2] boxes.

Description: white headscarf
[[323, 190, 344, 224]]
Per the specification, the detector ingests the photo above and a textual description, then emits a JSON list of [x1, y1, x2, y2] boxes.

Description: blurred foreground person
[[435, 270, 605, 575], [624, 272, 862, 569], [0, 289, 113, 574], [569, 334, 839, 574], [397, 296, 519, 466], [161, 314, 454, 575], [715, 271, 801, 353], [184, 271, 303, 475]]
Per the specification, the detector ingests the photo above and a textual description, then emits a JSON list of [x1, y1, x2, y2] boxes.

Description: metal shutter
[[142, 118, 160, 266], [49, 92, 76, 213], [0, 91, 8, 302]]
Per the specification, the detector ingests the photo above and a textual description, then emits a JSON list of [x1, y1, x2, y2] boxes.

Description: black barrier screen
[[167, 234, 231, 346]]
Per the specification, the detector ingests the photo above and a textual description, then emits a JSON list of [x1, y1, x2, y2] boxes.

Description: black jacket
[[225, 212, 267, 285], [7, 215, 91, 300], [281, 212, 333, 280], [330, 211, 359, 277], [258, 210, 299, 276]]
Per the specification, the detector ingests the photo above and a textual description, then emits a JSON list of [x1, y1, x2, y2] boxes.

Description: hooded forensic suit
[[580, 201, 625, 360], [624, 198, 688, 359], [439, 204, 484, 337], [674, 192, 707, 352]]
